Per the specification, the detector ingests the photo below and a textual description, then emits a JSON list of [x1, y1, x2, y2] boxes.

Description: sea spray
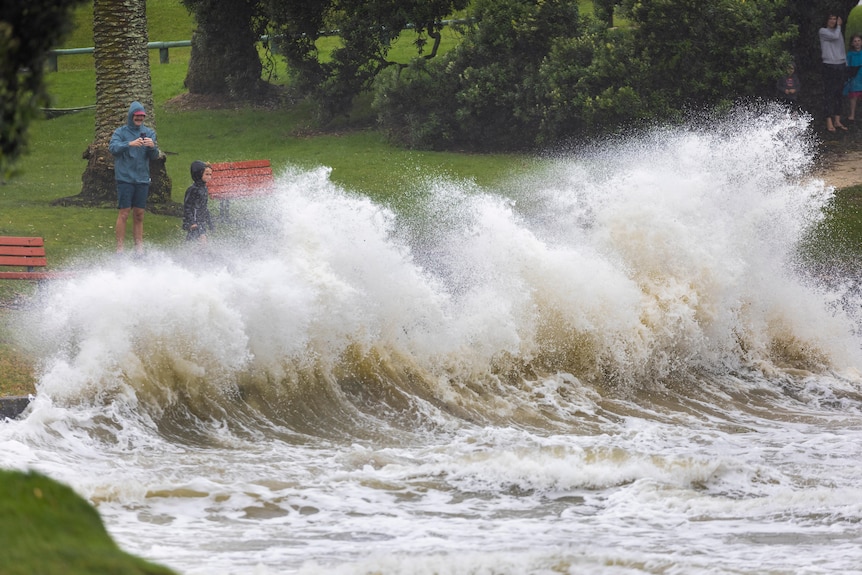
[[4, 107, 862, 575]]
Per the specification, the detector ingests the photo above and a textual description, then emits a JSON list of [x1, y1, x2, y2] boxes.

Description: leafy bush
[[375, 0, 582, 151], [0, 0, 87, 177], [374, 0, 799, 152]]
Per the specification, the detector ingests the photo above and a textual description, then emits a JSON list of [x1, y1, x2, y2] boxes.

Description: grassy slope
[[0, 469, 177, 575]]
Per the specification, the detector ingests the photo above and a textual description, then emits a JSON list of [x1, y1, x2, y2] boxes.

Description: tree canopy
[[8, 0, 862, 169], [0, 0, 86, 177], [169, 0, 862, 151], [268, 0, 469, 121]]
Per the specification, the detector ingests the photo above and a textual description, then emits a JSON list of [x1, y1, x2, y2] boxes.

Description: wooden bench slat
[[210, 178, 275, 190], [0, 236, 45, 247], [0, 255, 48, 267], [211, 169, 274, 179], [0, 236, 68, 281], [0, 271, 69, 280], [211, 168, 273, 177], [0, 246, 47, 257], [206, 159, 275, 214], [211, 160, 271, 170]]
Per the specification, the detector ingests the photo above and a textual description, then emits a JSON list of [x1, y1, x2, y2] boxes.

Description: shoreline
[[2, 141, 861, 421]]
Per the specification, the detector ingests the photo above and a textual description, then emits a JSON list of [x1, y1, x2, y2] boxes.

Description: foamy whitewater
[[4, 107, 862, 574]]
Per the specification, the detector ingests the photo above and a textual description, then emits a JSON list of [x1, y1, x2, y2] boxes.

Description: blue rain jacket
[[108, 101, 160, 184]]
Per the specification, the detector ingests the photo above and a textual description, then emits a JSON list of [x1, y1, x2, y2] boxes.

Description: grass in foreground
[[0, 469, 177, 575]]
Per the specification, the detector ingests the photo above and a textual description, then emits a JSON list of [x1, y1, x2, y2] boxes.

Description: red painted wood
[[0, 236, 69, 280], [0, 236, 44, 247], [207, 159, 275, 200], [0, 271, 68, 280]]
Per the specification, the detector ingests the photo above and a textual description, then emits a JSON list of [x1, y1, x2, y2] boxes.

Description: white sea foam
[[3, 107, 862, 574]]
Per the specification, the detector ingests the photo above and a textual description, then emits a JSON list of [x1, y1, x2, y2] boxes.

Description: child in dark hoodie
[[182, 161, 214, 243]]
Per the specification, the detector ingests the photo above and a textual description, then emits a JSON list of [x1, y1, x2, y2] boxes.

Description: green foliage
[[0, 0, 88, 177], [375, 0, 584, 150], [373, 58, 461, 149], [375, 0, 801, 152], [625, 0, 796, 109], [537, 24, 652, 142], [0, 469, 177, 575], [270, 0, 469, 122]]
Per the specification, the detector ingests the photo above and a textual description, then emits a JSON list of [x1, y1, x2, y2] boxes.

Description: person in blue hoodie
[[182, 160, 214, 245], [108, 101, 159, 254]]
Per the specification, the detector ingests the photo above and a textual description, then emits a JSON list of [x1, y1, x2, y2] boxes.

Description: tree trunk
[[62, 0, 172, 208], [183, 0, 267, 100]]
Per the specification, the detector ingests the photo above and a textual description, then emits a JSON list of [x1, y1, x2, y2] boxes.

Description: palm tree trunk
[[72, 0, 172, 208]]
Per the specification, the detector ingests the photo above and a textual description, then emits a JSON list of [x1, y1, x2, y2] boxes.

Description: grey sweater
[[820, 26, 847, 65]]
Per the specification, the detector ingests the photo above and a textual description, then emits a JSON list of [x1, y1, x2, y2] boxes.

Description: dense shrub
[[375, 0, 582, 150], [374, 0, 798, 152]]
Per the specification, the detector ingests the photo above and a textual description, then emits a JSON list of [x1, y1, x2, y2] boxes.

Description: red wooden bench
[[207, 159, 275, 221], [0, 236, 70, 281]]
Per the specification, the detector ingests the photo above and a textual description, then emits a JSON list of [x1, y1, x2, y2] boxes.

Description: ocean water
[[3, 107, 862, 575]]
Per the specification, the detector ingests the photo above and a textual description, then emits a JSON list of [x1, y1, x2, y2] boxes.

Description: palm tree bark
[[69, 0, 171, 208]]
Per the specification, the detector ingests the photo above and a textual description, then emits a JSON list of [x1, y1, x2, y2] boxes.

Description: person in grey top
[[820, 13, 848, 132]]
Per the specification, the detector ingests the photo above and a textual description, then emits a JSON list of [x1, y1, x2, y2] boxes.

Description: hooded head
[[126, 101, 147, 129], [190, 160, 209, 184]]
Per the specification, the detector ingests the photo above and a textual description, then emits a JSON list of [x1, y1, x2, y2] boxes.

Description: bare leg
[[132, 207, 145, 253], [116, 208, 130, 253], [850, 98, 858, 120]]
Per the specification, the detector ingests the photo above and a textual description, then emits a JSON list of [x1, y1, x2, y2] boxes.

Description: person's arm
[[108, 128, 127, 156], [146, 130, 160, 159], [820, 26, 843, 42], [182, 187, 195, 230], [204, 198, 214, 232]]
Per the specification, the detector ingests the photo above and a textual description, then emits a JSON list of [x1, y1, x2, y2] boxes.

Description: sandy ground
[[817, 149, 862, 189], [810, 124, 862, 189]]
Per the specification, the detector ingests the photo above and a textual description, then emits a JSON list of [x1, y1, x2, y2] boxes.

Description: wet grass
[[0, 469, 178, 575], [799, 183, 862, 267]]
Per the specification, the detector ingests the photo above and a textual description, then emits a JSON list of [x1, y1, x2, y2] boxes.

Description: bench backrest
[[208, 159, 275, 200], [0, 236, 48, 270]]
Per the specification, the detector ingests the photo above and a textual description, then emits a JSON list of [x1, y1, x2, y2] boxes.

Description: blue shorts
[[117, 182, 150, 209]]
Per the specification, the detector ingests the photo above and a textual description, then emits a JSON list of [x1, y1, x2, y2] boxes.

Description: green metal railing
[[47, 41, 192, 71], [46, 19, 474, 72]]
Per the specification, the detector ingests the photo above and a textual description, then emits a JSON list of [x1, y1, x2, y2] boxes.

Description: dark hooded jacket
[[182, 160, 214, 234], [108, 101, 159, 184]]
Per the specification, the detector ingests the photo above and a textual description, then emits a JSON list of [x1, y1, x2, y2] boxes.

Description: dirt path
[[816, 149, 862, 189]]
